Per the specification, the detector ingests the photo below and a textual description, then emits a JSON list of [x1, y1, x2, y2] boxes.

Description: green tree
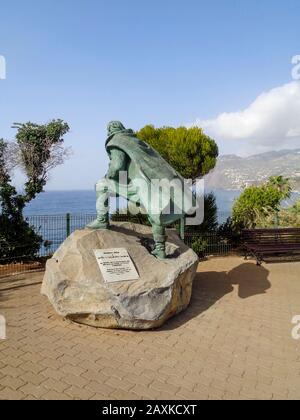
[[202, 192, 218, 231], [232, 181, 284, 229], [267, 176, 292, 227], [135, 125, 219, 232], [287, 200, 300, 215], [278, 200, 300, 228], [132, 125, 219, 232], [0, 120, 70, 260], [137, 125, 218, 180], [185, 192, 218, 233], [267, 176, 292, 199]]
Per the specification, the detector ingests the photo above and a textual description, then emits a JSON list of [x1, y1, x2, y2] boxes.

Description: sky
[[0, 0, 299, 190]]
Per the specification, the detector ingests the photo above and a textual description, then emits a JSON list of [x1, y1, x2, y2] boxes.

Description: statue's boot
[[152, 241, 167, 260], [151, 225, 167, 260], [86, 186, 110, 229], [86, 214, 109, 230]]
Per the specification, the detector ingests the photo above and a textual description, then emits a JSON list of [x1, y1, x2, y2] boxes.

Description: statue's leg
[[149, 213, 184, 260], [150, 222, 167, 260], [86, 178, 110, 229]]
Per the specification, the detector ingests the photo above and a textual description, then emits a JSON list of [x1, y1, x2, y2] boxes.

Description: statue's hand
[[106, 148, 128, 181]]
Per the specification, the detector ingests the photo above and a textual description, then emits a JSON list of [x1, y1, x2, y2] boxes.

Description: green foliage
[[202, 193, 218, 232], [137, 125, 218, 180], [218, 217, 243, 247], [13, 120, 70, 202], [278, 200, 300, 227], [186, 193, 218, 233], [232, 177, 292, 229], [286, 199, 300, 215], [267, 176, 292, 198], [0, 120, 70, 260], [0, 218, 42, 260], [191, 237, 208, 257]]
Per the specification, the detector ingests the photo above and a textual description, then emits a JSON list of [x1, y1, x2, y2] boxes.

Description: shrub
[[232, 179, 290, 229], [191, 237, 208, 258], [0, 120, 70, 260]]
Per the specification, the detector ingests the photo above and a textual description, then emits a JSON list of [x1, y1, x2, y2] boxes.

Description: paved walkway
[[0, 256, 300, 400]]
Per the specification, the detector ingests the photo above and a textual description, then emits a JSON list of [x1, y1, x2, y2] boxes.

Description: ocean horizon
[[24, 189, 300, 224]]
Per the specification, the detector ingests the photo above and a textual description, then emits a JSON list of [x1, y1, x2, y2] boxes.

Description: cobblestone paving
[[0, 256, 300, 400]]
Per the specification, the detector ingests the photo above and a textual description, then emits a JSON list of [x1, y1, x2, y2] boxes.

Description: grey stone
[[41, 222, 199, 330]]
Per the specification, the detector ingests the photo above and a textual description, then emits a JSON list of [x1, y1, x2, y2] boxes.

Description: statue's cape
[[106, 130, 181, 182], [105, 131, 195, 217]]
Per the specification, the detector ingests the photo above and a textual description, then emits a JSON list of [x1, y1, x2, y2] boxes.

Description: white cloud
[[192, 82, 300, 155]]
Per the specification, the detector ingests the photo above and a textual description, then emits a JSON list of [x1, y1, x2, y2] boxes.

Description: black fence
[[184, 232, 233, 257], [0, 213, 233, 277]]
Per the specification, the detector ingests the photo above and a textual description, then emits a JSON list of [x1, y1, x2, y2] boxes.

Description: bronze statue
[[87, 121, 193, 259]]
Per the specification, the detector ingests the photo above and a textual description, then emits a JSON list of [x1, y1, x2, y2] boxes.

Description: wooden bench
[[242, 228, 300, 265]]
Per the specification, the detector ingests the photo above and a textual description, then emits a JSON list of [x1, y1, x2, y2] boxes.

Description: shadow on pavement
[[163, 262, 271, 330]]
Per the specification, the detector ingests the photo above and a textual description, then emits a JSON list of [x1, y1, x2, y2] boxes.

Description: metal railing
[[0, 212, 233, 277], [26, 213, 97, 256], [184, 232, 233, 257]]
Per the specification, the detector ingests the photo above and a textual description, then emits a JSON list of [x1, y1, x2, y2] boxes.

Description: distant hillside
[[205, 149, 300, 191]]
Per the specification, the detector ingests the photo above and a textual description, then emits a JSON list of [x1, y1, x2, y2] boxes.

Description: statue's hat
[[107, 121, 126, 136]]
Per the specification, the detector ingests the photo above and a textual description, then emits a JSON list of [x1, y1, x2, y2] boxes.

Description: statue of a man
[[87, 121, 193, 259]]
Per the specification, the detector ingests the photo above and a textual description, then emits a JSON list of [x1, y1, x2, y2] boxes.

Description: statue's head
[[107, 121, 126, 137]]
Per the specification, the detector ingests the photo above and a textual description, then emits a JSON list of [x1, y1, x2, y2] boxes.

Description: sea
[[24, 189, 300, 224]]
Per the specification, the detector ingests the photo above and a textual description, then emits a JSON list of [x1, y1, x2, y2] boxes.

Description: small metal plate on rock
[[94, 248, 139, 283]]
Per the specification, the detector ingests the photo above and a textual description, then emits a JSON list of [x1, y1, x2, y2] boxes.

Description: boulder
[[41, 222, 198, 330]]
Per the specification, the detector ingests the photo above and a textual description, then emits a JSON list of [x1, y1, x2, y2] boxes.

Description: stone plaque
[[94, 248, 139, 283]]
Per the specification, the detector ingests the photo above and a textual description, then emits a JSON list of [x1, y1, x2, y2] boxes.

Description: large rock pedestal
[[41, 222, 198, 330]]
